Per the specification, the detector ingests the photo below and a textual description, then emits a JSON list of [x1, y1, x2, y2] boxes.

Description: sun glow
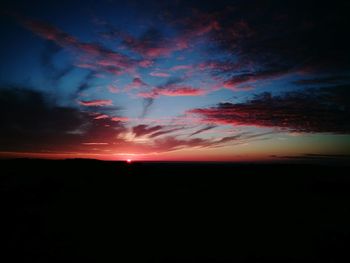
[[126, 159, 132, 163]]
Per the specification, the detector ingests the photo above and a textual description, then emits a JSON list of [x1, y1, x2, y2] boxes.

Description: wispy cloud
[[138, 86, 206, 98], [78, 99, 113, 107], [150, 71, 170, 77]]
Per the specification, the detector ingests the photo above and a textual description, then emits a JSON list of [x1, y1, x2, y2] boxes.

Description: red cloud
[[78, 99, 113, 107]]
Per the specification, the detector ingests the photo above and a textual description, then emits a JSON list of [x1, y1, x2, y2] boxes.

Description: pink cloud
[[94, 114, 110, 120], [108, 85, 119, 93], [138, 59, 154, 68], [150, 71, 170, 77], [138, 86, 207, 98], [111, 117, 129, 122], [170, 65, 193, 71], [126, 77, 149, 90], [78, 99, 113, 107]]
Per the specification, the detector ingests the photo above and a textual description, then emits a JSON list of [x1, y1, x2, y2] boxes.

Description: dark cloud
[[177, 0, 350, 88], [40, 41, 74, 83], [131, 124, 184, 139], [98, 17, 216, 59], [188, 86, 350, 134], [221, 69, 290, 89], [149, 127, 183, 138], [152, 136, 210, 152], [272, 153, 350, 164], [0, 86, 274, 155], [189, 125, 216, 137], [132, 124, 163, 137], [100, 25, 173, 58], [15, 16, 141, 76], [76, 71, 96, 94], [293, 76, 350, 86], [0, 86, 125, 152], [141, 97, 153, 118]]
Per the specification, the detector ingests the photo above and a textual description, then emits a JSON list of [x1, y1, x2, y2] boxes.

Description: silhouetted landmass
[[1, 159, 350, 262]]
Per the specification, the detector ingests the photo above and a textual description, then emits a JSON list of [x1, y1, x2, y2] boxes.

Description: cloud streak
[[17, 16, 141, 77], [138, 86, 206, 98], [78, 99, 113, 107]]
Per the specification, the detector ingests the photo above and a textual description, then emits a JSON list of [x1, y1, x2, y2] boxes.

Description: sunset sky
[[1, 0, 349, 161]]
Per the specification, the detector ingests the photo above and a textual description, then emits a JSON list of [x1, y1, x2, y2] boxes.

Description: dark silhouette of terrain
[[1, 159, 350, 262]]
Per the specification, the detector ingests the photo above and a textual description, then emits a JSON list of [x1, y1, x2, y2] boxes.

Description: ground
[[1, 159, 350, 262]]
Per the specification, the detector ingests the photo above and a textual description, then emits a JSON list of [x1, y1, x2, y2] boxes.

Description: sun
[[126, 159, 132, 163]]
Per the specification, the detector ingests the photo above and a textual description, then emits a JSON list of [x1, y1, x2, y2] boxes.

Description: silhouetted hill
[[1, 159, 350, 262]]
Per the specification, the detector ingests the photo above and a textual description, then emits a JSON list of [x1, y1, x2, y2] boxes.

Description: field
[[1, 159, 350, 262]]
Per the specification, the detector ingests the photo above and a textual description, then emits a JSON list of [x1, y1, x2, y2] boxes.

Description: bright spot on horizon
[[126, 159, 132, 164]]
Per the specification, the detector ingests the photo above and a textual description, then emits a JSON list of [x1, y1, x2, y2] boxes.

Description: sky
[[0, 0, 349, 162]]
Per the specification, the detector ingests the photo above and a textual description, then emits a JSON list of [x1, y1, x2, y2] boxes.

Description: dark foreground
[[1, 159, 350, 262]]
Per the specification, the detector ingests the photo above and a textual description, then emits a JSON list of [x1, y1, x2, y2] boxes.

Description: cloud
[[222, 69, 289, 89], [111, 117, 129, 122], [135, 76, 205, 116], [170, 65, 192, 71], [101, 25, 183, 58], [0, 86, 273, 156], [150, 130, 270, 152], [108, 85, 119, 93], [141, 98, 154, 118], [98, 10, 220, 60], [152, 136, 210, 151], [126, 77, 149, 90], [188, 86, 350, 134], [0, 86, 126, 152], [132, 124, 163, 137], [92, 113, 128, 122], [138, 86, 206, 98], [150, 71, 170, 77], [76, 71, 96, 95], [18, 16, 138, 76], [184, 1, 350, 89], [189, 125, 216, 136], [131, 124, 183, 139], [94, 114, 109, 120], [272, 153, 350, 164], [293, 76, 350, 86], [40, 41, 74, 83], [78, 99, 113, 107]]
